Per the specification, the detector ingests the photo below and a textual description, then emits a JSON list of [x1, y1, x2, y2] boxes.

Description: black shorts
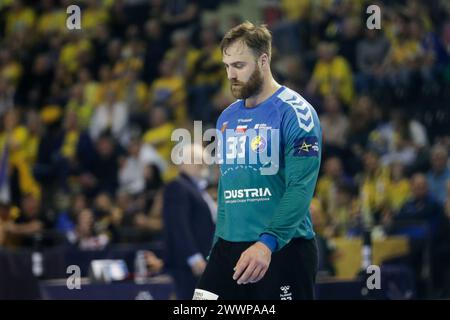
[[194, 237, 318, 300]]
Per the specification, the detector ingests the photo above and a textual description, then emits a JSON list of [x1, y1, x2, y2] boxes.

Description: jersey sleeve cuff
[[258, 233, 278, 252]]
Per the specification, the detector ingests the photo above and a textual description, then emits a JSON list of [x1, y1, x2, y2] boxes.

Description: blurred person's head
[[94, 192, 113, 211], [128, 136, 141, 158], [149, 105, 169, 128], [323, 94, 342, 115], [409, 20, 424, 41], [144, 19, 162, 39], [21, 194, 41, 219], [0, 202, 11, 221], [78, 68, 92, 84], [49, 33, 64, 51], [354, 95, 374, 112], [72, 193, 87, 214], [393, 12, 409, 38], [125, 25, 140, 41], [159, 58, 175, 77], [76, 208, 95, 237], [410, 173, 428, 200], [200, 28, 218, 47], [95, 131, 115, 157], [63, 110, 78, 131], [93, 193, 115, 221], [0, 77, 10, 93], [282, 55, 304, 79], [70, 83, 84, 102], [33, 54, 50, 75], [365, 28, 382, 40], [41, 0, 55, 11], [123, 68, 139, 84], [324, 157, 343, 180], [227, 14, 243, 30], [390, 161, 406, 182], [94, 23, 110, 42], [317, 42, 337, 63], [178, 143, 210, 181], [221, 21, 272, 99], [350, 95, 378, 131], [25, 110, 42, 135], [342, 17, 361, 38], [107, 39, 122, 64], [99, 64, 112, 83], [336, 181, 356, 207], [363, 151, 380, 174], [0, 49, 12, 65], [105, 87, 118, 105], [391, 109, 408, 128], [430, 144, 449, 173], [171, 29, 191, 50], [11, 0, 24, 11], [204, 14, 221, 35], [116, 190, 132, 211], [3, 109, 19, 131]]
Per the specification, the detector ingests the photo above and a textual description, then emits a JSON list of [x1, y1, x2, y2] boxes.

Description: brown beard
[[230, 65, 264, 99]]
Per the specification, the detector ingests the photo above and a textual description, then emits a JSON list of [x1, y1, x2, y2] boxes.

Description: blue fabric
[[258, 233, 278, 252]]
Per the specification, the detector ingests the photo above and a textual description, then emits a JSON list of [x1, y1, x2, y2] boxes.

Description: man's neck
[[245, 77, 281, 108]]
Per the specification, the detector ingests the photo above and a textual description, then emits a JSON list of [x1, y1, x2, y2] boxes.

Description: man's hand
[[144, 250, 164, 274], [233, 242, 272, 285], [191, 258, 207, 277]]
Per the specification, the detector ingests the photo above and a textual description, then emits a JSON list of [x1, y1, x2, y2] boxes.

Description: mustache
[[231, 80, 244, 85]]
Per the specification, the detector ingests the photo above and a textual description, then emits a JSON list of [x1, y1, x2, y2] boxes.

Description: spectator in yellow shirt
[[59, 33, 92, 74], [316, 157, 346, 219], [386, 161, 411, 214], [307, 42, 354, 106], [149, 58, 187, 125], [143, 106, 175, 163], [164, 29, 200, 78], [37, 0, 66, 35], [5, 0, 36, 37], [66, 83, 94, 131], [0, 110, 41, 205], [358, 151, 390, 227], [0, 49, 23, 88], [143, 106, 178, 182]]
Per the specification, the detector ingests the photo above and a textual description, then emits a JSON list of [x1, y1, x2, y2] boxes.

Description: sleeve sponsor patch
[[293, 136, 320, 157]]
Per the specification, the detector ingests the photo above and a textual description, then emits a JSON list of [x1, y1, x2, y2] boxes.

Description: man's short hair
[[221, 21, 272, 60]]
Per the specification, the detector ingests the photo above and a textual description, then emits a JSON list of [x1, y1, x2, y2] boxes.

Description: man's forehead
[[222, 40, 254, 62]]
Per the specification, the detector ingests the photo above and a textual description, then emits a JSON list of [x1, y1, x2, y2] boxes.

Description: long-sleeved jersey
[[214, 86, 322, 251]]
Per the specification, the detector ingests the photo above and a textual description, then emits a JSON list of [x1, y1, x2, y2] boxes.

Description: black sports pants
[[195, 237, 318, 300]]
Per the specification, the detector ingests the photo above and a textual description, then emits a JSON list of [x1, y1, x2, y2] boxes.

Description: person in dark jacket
[[162, 143, 216, 299]]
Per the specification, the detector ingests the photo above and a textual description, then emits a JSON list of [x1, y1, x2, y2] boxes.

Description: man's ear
[[260, 53, 269, 68]]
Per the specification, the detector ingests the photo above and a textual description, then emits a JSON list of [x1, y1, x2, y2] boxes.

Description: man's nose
[[227, 67, 237, 80]]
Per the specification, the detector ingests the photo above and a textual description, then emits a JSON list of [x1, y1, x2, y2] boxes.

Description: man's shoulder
[[275, 86, 320, 133], [275, 86, 317, 113], [216, 99, 242, 126], [222, 99, 242, 115], [164, 174, 193, 194]]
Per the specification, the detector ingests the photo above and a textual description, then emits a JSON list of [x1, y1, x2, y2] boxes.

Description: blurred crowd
[[0, 0, 450, 297]]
